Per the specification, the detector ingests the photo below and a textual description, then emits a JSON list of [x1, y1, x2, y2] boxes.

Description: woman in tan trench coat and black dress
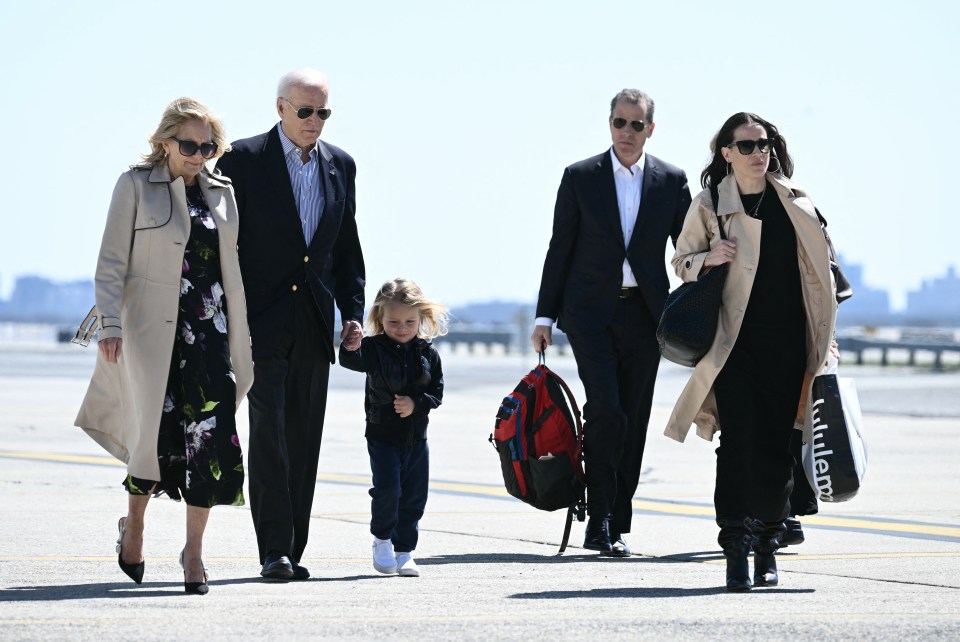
[[664, 112, 840, 591], [75, 98, 253, 594]]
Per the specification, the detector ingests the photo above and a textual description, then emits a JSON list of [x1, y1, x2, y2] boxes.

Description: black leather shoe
[[723, 534, 753, 592], [583, 516, 612, 553], [260, 552, 294, 579], [752, 537, 780, 587], [291, 561, 310, 580], [180, 549, 209, 594], [603, 535, 632, 558], [779, 517, 805, 547], [116, 517, 144, 585], [753, 551, 779, 587]]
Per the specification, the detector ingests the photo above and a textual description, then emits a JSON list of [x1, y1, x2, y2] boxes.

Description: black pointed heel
[[116, 517, 144, 585], [180, 549, 209, 595]]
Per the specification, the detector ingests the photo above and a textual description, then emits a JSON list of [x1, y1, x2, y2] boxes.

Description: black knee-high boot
[[750, 519, 786, 587], [717, 516, 753, 592]]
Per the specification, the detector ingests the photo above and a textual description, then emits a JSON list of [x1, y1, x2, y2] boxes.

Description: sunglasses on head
[[284, 97, 332, 120], [726, 138, 773, 155], [612, 117, 646, 132], [171, 137, 218, 159]]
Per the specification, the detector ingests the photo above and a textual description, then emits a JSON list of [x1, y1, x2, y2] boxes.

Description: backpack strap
[[544, 367, 587, 554]]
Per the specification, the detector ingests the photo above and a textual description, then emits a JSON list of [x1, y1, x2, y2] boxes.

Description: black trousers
[[247, 292, 331, 564], [789, 428, 819, 517], [565, 295, 660, 535], [713, 322, 805, 524], [367, 438, 429, 553]]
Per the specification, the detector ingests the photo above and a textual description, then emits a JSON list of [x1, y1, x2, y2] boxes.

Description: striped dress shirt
[[278, 124, 325, 246]]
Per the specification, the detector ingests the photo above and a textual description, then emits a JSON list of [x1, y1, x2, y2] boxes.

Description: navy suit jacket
[[216, 125, 365, 362], [536, 150, 692, 335]]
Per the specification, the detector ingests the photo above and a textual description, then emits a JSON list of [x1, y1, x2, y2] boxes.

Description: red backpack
[[489, 356, 586, 552]]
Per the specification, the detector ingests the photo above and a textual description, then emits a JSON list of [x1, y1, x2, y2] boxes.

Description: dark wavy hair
[[700, 112, 794, 189]]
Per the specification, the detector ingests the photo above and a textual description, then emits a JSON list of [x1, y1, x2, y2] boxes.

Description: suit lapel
[[308, 141, 342, 252], [628, 155, 661, 250], [594, 151, 623, 240], [263, 126, 307, 246]]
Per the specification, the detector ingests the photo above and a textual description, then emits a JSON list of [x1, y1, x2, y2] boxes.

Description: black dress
[[712, 184, 806, 524], [124, 182, 244, 508]]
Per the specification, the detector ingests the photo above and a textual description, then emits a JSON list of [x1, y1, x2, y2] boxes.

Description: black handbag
[[657, 186, 727, 367]]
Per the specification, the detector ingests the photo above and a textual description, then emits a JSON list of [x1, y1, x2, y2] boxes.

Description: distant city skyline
[[5, 254, 959, 327]]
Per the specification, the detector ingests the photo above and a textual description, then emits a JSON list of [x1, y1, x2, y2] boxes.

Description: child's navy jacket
[[339, 334, 443, 445]]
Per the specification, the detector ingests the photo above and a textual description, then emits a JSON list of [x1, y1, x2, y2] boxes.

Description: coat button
[[292, 284, 298, 292], [149, 218, 157, 225], [304, 256, 310, 263], [685, 260, 692, 269]]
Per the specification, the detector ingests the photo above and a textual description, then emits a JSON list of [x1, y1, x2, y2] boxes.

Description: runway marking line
[[2, 552, 959, 564], [3, 450, 960, 542]]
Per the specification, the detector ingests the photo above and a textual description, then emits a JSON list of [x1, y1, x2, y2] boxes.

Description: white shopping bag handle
[[825, 349, 839, 375]]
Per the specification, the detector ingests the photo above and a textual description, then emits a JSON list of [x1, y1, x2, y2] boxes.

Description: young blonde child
[[339, 278, 448, 577]]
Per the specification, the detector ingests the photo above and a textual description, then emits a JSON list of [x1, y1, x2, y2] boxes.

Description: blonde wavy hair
[[367, 278, 449, 339], [142, 97, 230, 165]]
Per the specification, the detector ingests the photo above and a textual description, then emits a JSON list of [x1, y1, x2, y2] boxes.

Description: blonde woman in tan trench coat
[[664, 112, 839, 592], [75, 98, 253, 595]]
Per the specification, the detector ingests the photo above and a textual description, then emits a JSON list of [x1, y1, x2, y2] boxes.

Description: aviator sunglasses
[[171, 137, 218, 159], [283, 97, 332, 120], [612, 117, 647, 132], [726, 138, 773, 155]]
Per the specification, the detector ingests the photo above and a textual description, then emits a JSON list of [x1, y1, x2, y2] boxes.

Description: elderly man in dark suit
[[532, 89, 691, 556], [217, 68, 365, 580]]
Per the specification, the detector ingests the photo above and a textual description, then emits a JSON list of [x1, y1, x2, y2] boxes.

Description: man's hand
[[530, 325, 552, 353], [99, 337, 123, 363], [394, 394, 414, 418], [340, 320, 363, 352]]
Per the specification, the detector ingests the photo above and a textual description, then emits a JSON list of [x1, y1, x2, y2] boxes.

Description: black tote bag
[[657, 187, 727, 367]]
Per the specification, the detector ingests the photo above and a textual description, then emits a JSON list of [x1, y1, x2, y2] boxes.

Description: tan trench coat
[[75, 164, 253, 480], [663, 172, 838, 445]]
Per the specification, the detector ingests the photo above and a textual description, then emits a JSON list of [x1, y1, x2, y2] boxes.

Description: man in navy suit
[[217, 68, 366, 579], [532, 89, 691, 556]]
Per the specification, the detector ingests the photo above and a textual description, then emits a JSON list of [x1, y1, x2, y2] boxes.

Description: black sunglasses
[[726, 138, 773, 155], [171, 137, 218, 159], [284, 97, 332, 120], [611, 117, 646, 132]]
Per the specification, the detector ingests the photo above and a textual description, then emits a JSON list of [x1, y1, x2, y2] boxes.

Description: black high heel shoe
[[180, 549, 209, 595], [116, 517, 144, 585]]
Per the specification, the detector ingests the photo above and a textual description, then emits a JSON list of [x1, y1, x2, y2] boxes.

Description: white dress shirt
[[611, 147, 644, 289], [278, 123, 325, 247]]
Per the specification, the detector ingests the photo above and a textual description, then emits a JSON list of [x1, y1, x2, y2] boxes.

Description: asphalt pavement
[[1, 349, 959, 640]]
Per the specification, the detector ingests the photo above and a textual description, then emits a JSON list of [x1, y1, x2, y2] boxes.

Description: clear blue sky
[[1, 0, 955, 310]]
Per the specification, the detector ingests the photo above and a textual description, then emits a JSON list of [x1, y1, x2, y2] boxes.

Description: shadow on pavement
[[418, 552, 679, 565], [0, 573, 385, 601], [510, 586, 816, 599]]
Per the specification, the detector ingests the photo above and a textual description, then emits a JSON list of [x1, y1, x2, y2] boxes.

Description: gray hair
[[277, 68, 329, 99], [609, 89, 655, 122]]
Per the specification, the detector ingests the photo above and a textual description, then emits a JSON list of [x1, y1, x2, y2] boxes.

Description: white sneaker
[[395, 552, 420, 577], [372, 537, 397, 574]]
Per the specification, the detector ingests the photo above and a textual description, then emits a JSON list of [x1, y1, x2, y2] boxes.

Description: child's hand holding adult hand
[[341, 320, 364, 351], [394, 395, 414, 418]]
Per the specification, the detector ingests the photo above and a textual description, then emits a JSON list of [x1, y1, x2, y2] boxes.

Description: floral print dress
[[124, 182, 244, 507]]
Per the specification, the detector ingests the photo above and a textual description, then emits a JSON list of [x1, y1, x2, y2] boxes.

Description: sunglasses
[[284, 97, 332, 120], [726, 138, 773, 155], [612, 117, 646, 132], [171, 137, 218, 159]]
